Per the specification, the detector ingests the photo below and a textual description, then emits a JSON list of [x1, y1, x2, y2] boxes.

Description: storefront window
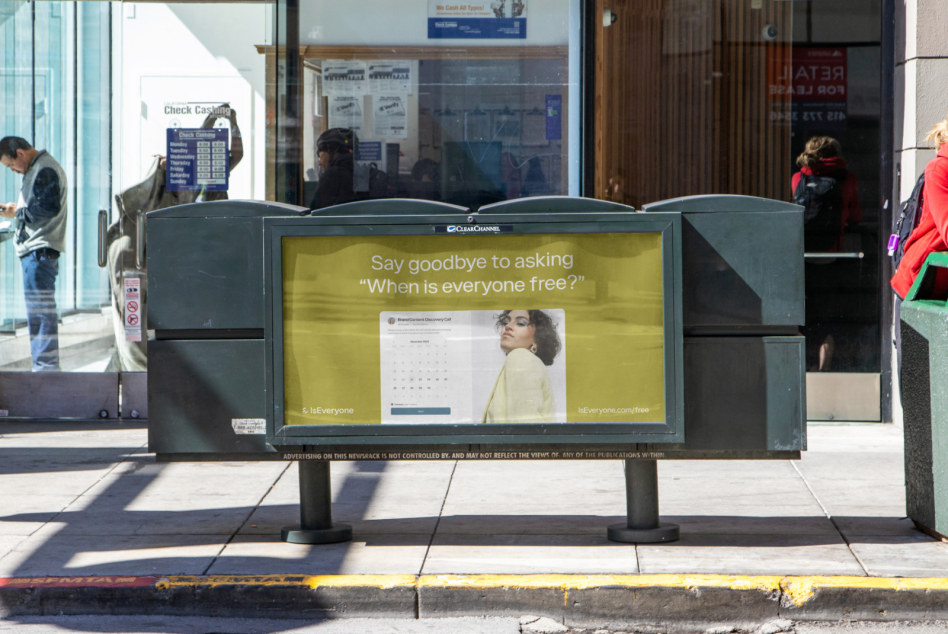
[[295, 0, 581, 212], [598, 0, 883, 384]]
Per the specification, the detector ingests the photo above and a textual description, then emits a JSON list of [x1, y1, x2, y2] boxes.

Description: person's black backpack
[[793, 170, 847, 253], [367, 164, 400, 199], [353, 162, 401, 200], [889, 173, 926, 271]]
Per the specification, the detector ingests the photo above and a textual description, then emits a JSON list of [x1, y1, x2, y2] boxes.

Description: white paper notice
[[368, 61, 412, 94], [322, 60, 366, 95], [373, 94, 409, 139], [328, 95, 364, 134], [124, 278, 142, 342], [232, 418, 266, 435]]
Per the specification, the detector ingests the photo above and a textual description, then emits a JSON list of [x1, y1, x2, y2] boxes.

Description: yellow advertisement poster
[[282, 232, 664, 427]]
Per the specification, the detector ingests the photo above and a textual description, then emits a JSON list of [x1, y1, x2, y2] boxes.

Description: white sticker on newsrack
[[124, 278, 142, 342], [231, 418, 266, 435]]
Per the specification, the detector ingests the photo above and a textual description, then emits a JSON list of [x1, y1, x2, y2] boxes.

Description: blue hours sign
[[166, 128, 229, 192]]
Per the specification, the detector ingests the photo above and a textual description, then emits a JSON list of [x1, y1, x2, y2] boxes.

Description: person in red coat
[[793, 136, 862, 371], [892, 118, 948, 299], [891, 114, 948, 396], [792, 136, 863, 254]]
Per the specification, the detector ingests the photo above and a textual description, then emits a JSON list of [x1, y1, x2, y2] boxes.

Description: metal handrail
[[97, 209, 108, 268], [804, 252, 864, 259], [135, 211, 145, 270]]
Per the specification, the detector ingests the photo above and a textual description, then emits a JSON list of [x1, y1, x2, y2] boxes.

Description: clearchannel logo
[[437, 225, 513, 234]]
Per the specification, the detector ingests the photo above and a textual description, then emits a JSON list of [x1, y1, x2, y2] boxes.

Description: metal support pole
[[607, 459, 679, 543], [281, 460, 352, 544]]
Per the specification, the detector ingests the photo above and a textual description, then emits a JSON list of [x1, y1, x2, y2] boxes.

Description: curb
[[3, 574, 948, 625]]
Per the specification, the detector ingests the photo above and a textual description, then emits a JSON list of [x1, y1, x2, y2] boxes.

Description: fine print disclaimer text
[[280, 451, 667, 461]]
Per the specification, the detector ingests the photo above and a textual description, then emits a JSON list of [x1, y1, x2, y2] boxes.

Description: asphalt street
[[3, 616, 948, 634]]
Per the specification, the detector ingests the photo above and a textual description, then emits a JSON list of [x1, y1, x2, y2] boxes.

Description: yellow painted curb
[[151, 573, 948, 607], [781, 576, 948, 607]]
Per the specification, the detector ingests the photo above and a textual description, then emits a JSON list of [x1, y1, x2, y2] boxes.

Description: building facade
[[0, 0, 932, 423]]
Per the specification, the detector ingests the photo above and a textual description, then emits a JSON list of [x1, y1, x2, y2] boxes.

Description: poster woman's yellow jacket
[[481, 347, 556, 424]]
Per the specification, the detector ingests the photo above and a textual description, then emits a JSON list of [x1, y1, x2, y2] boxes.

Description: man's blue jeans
[[21, 249, 60, 371]]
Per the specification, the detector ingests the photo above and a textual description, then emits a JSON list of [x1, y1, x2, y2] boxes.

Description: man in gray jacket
[[0, 137, 68, 371]]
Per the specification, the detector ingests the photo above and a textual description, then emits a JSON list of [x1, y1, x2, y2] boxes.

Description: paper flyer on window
[[373, 94, 409, 139], [368, 61, 412, 94], [428, 0, 527, 39], [322, 60, 366, 95], [328, 95, 364, 134]]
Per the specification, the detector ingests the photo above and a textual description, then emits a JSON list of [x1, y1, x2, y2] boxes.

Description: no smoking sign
[[124, 278, 142, 342]]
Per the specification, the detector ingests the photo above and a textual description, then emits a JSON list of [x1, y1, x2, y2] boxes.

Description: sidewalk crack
[[790, 460, 870, 576], [420, 460, 459, 578], [201, 461, 293, 576]]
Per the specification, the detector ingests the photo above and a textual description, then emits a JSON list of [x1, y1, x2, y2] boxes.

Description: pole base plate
[[607, 522, 680, 543], [281, 523, 353, 544]]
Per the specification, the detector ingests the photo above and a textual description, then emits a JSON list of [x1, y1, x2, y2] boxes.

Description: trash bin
[[900, 251, 948, 538], [642, 195, 806, 453]]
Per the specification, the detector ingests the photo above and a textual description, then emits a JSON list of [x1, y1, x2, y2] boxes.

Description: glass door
[[0, 0, 118, 418], [0, 0, 269, 419]]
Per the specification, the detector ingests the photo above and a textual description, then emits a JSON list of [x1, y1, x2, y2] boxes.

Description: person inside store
[[522, 156, 551, 197], [792, 136, 862, 372], [310, 128, 358, 211], [891, 112, 948, 388], [0, 136, 67, 371], [792, 136, 862, 254], [310, 128, 402, 210], [409, 158, 440, 200], [482, 309, 560, 425]]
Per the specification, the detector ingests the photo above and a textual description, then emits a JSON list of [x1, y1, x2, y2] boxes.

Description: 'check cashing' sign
[[166, 128, 229, 192]]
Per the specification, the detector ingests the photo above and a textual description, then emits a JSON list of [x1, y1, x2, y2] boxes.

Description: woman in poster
[[482, 309, 561, 424]]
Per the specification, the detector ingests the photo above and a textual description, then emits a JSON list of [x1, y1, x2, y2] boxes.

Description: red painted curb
[[0, 575, 159, 589]]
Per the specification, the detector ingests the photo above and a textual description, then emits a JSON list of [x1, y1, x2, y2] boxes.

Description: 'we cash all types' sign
[[428, 0, 527, 39]]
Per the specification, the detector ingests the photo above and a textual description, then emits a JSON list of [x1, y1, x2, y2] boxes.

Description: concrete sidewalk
[[2, 419, 948, 626]]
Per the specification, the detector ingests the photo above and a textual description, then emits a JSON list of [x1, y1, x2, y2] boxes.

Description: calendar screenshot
[[379, 311, 475, 424]]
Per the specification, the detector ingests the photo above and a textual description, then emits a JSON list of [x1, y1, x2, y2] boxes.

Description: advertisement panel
[[280, 231, 666, 429]]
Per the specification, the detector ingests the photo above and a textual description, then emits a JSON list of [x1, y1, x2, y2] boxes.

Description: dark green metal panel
[[311, 198, 470, 216], [900, 252, 948, 536], [653, 336, 805, 453], [478, 196, 635, 214], [680, 212, 804, 327], [642, 194, 801, 213], [148, 217, 295, 331], [643, 196, 804, 328], [146, 200, 306, 330], [146, 199, 307, 219], [148, 338, 274, 455]]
